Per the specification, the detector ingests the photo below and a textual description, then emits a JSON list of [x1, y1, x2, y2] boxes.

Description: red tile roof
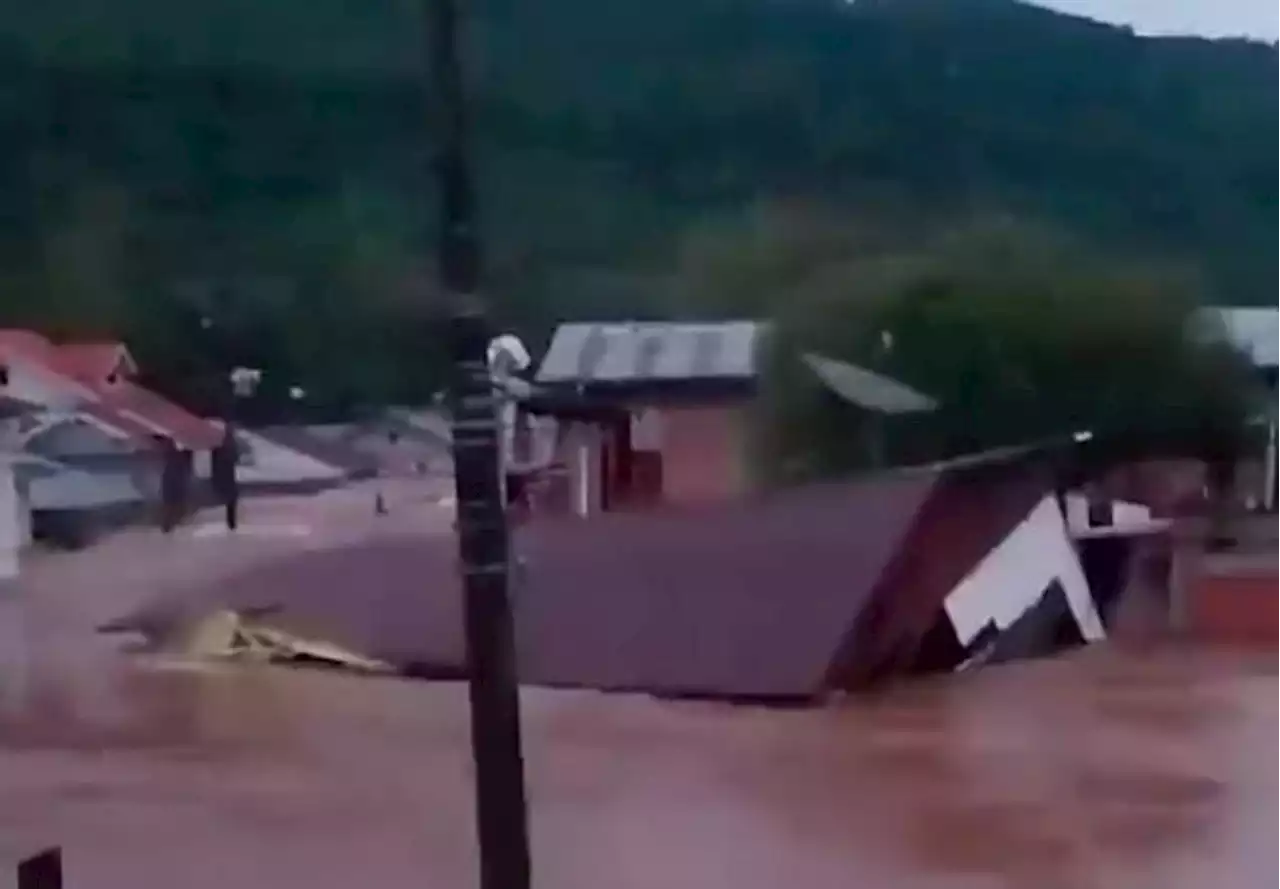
[[0, 329, 221, 450], [0, 330, 99, 401], [76, 400, 159, 443], [55, 342, 139, 384], [98, 381, 223, 450]]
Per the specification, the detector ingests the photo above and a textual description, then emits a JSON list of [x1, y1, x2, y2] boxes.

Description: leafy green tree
[[685, 214, 1255, 483], [0, 0, 1273, 417]]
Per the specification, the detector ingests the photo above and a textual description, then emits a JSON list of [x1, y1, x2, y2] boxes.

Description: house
[[107, 441, 1159, 700], [530, 320, 764, 513], [0, 331, 223, 546], [50, 340, 223, 457], [0, 333, 222, 456], [0, 386, 43, 579], [527, 320, 938, 516]]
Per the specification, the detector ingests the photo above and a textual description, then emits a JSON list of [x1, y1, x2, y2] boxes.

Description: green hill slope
[[0, 0, 1274, 408]]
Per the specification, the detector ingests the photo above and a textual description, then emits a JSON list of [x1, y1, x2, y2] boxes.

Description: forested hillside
[[0, 0, 1275, 414]]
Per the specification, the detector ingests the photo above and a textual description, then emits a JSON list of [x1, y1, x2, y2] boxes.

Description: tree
[[0, 0, 1273, 410], [682, 213, 1255, 483], [11, 183, 136, 339]]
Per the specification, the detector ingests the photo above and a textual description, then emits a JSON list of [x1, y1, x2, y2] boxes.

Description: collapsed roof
[[104, 447, 1122, 701]]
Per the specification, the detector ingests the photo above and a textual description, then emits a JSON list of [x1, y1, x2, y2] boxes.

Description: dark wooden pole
[[427, 1, 532, 887], [17, 848, 62, 889]]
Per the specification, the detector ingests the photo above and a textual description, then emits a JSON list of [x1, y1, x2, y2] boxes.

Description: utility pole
[[426, 1, 532, 888]]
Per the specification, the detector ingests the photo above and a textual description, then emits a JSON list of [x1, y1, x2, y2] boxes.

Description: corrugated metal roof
[[537, 321, 764, 385], [1194, 307, 1278, 369], [802, 353, 938, 415]]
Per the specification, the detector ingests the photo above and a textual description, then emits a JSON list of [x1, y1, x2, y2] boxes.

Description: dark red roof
[[0, 329, 220, 450], [58, 339, 222, 450], [107, 458, 1062, 700], [77, 400, 159, 442], [0, 330, 98, 400], [94, 381, 223, 451], [54, 342, 138, 383]]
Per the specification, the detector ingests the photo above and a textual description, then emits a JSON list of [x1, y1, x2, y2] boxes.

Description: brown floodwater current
[[0, 641, 1273, 889]]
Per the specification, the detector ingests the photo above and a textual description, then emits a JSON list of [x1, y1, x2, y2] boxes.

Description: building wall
[[652, 404, 750, 506], [0, 461, 21, 579], [537, 400, 752, 518], [1183, 568, 1278, 648], [564, 422, 605, 517]]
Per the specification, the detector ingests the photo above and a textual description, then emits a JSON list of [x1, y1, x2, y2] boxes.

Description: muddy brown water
[[0, 642, 1273, 889], [0, 501, 1274, 888]]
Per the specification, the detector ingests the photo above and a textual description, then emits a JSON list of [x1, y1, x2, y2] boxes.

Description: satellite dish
[[486, 333, 544, 402], [802, 353, 938, 415], [487, 334, 531, 377]]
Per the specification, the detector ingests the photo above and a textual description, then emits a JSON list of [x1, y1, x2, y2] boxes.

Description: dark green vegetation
[[734, 218, 1256, 480], [0, 0, 1275, 417]]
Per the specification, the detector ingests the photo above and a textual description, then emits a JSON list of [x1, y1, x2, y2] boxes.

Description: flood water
[[0, 641, 1273, 889], [0, 500, 1273, 887]]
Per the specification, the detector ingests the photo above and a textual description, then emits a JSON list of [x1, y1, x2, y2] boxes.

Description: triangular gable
[[941, 495, 1103, 653], [0, 330, 99, 406], [54, 342, 139, 385]]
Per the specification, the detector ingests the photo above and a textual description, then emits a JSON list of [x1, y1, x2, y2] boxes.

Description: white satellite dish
[[487, 334, 531, 377], [802, 352, 938, 415]]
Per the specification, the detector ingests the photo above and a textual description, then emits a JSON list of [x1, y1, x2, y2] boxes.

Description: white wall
[[0, 461, 21, 580], [1063, 492, 1152, 534], [562, 422, 603, 518], [943, 495, 1105, 650]]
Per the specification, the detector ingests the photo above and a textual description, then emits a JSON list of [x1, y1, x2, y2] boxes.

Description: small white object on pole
[[486, 334, 532, 482]]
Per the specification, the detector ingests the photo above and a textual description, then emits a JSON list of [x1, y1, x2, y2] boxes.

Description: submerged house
[[106, 440, 1158, 700], [527, 320, 939, 517], [0, 331, 223, 546], [530, 320, 764, 513]]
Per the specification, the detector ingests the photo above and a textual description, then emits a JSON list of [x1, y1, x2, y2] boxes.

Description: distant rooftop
[[1194, 307, 1277, 369], [536, 321, 763, 386]]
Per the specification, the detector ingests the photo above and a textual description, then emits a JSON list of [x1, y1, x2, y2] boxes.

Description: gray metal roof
[[0, 394, 38, 419], [536, 321, 763, 385], [27, 469, 143, 510], [802, 353, 938, 415], [254, 426, 379, 476], [11, 453, 144, 509], [1193, 307, 1277, 369]]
